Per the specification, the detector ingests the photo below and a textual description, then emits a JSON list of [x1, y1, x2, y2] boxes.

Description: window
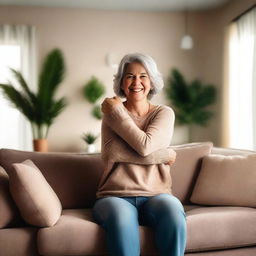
[[226, 7, 256, 150], [0, 25, 36, 151], [0, 45, 25, 149]]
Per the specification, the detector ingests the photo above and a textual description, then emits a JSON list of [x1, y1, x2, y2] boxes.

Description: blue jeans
[[92, 193, 187, 256]]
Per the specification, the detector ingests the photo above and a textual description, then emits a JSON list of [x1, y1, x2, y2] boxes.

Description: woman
[[93, 53, 187, 256]]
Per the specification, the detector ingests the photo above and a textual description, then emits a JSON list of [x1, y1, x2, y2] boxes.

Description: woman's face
[[121, 62, 151, 102]]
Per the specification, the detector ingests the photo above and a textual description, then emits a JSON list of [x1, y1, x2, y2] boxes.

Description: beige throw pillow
[[10, 159, 62, 227], [190, 154, 256, 207], [170, 142, 213, 204]]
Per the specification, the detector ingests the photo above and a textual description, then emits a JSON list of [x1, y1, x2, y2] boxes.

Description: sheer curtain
[[0, 25, 37, 150], [224, 7, 256, 150]]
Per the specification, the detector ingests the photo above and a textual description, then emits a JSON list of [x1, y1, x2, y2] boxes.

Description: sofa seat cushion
[[38, 206, 256, 255], [0, 227, 39, 256], [186, 206, 256, 252], [38, 208, 160, 255], [38, 209, 107, 256]]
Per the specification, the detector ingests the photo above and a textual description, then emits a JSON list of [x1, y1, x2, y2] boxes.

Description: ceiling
[[0, 0, 232, 11]]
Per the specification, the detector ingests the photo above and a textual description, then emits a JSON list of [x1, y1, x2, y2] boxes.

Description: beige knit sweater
[[96, 103, 175, 198]]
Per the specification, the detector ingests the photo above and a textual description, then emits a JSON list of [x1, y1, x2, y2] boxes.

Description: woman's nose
[[133, 76, 141, 86]]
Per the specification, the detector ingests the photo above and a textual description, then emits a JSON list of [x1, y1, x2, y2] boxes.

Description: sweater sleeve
[[103, 104, 175, 156], [101, 117, 176, 165]]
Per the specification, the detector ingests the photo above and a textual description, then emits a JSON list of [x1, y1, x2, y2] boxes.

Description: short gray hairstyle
[[113, 53, 164, 99]]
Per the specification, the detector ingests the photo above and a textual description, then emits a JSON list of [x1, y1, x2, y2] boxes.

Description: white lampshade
[[180, 34, 194, 50], [106, 53, 118, 69]]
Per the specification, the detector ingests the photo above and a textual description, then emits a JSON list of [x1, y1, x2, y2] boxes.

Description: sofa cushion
[[0, 166, 21, 228], [190, 154, 256, 207], [0, 149, 104, 209], [186, 206, 256, 252], [37, 209, 107, 256], [186, 247, 256, 256], [0, 227, 39, 256], [37, 206, 256, 255], [10, 160, 62, 227], [170, 142, 213, 204], [38, 208, 160, 256]]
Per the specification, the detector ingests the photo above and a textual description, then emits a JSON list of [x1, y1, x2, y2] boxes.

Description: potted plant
[[82, 132, 98, 153], [83, 76, 105, 120], [0, 48, 67, 152], [165, 69, 216, 142]]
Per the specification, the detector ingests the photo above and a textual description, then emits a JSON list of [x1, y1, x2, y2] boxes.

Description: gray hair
[[113, 53, 164, 99]]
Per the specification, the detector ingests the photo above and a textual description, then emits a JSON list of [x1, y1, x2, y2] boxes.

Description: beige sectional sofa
[[0, 142, 256, 256]]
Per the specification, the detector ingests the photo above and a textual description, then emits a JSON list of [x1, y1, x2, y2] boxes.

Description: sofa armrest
[[0, 166, 21, 228]]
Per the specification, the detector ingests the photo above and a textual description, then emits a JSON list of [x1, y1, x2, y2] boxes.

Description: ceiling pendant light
[[180, 9, 193, 50]]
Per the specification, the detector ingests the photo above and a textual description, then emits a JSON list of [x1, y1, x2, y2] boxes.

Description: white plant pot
[[87, 144, 96, 153], [172, 125, 190, 145]]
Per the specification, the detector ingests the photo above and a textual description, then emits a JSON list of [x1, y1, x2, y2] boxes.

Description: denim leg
[[140, 194, 187, 256], [92, 197, 140, 256]]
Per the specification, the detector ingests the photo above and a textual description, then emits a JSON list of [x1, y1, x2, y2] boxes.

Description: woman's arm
[[103, 103, 175, 157], [109, 141, 176, 165], [102, 118, 176, 165]]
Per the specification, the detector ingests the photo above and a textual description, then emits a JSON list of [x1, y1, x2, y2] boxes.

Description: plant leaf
[[92, 105, 103, 120], [0, 83, 34, 121], [9, 68, 37, 105], [83, 76, 105, 103], [165, 68, 217, 126], [38, 49, 65, 113]]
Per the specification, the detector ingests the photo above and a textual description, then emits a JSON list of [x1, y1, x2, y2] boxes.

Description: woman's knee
[[93, 197, 138, 227], [145, 194, 186, 222]]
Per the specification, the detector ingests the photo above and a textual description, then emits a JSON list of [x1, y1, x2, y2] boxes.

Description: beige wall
[[0, 0, 254, 151]]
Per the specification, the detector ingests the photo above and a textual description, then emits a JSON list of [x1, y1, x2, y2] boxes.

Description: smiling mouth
[[129, 88, 144, 92]]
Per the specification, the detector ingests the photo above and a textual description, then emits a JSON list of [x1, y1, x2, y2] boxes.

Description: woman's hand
[[165, 151, 176, 166], [101, 96, 122, 114]]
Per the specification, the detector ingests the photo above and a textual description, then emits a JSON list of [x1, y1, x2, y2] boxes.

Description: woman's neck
[[124, 100, 151, 117]]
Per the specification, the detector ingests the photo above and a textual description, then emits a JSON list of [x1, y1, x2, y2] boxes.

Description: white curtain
[[0, 25, 37, 150], [226, 7, 256, 150]]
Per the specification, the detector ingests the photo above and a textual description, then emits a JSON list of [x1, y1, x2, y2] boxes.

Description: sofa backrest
[[211, 147, 255, 156], [0, 142, 215, 208], [0, 149, 103, 209]]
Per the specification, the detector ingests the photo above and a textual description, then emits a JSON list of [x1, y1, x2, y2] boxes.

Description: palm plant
[[0, 48, 67, 139], [165, 69, 216, 126]]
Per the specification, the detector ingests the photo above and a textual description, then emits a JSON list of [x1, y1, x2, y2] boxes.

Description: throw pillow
[[170, 142, 213, 204], [0, 166, 21, 228], [10, 159, 62, 227], [190, 154, 256, 207]]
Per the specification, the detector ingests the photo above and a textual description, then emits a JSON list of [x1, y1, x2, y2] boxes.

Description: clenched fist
[[166, 150, 176, 166], [101, 96, 122, 114]]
